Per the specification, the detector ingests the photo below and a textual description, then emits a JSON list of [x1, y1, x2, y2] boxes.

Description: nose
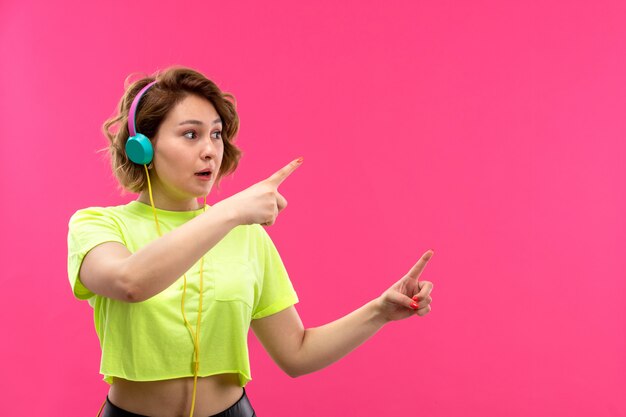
[[200, 134, 218, 160]]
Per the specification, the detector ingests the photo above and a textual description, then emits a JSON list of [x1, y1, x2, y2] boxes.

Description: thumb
[[385, 290, 419, 310], [266, 157, 303, 187]]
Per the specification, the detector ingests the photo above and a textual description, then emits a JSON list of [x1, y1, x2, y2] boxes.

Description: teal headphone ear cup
[[126, 133, 154, 165]]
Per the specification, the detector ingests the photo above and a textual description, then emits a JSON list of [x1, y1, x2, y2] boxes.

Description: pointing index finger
[[407, 249, 434, 280], [267, 157, 304, 186]]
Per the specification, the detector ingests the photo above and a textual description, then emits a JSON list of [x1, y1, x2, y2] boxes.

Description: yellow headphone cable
[[97, 165, 205, 417]]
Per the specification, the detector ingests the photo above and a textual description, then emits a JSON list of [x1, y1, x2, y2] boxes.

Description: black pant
[[101, 388, 256, 417]]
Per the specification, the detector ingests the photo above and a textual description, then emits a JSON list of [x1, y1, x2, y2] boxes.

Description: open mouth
[[195, 168, 213, 177]]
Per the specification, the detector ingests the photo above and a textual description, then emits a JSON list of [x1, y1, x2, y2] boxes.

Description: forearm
[[123, 201, 240, 301], [291, 299, 388, 377]]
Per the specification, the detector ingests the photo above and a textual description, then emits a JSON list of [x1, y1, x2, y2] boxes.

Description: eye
[[211, 130, 223, 140], [183, 130, 197, 140]]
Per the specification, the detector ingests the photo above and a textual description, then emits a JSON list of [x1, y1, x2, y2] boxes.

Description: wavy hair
[[102, 66, 242, 193]]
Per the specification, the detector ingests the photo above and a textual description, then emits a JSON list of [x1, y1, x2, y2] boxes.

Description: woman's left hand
[[377, 250, 434, 322]]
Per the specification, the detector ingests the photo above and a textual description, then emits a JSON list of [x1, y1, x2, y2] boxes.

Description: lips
[[195, 168, 213, 176]]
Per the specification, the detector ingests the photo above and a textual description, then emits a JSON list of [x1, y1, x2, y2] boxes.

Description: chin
[[195, 185, 214, 198]]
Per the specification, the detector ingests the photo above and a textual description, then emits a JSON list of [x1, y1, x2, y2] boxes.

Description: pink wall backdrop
[[1, 0, 624, 416]]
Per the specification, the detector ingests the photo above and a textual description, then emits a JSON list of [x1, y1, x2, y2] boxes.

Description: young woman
[[67, 66, 434, 417]]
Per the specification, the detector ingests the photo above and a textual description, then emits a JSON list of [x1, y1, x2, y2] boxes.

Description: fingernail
[[296, 157, 304, 163], [410, 302, 419, 309], [412, 295, 419, 301]]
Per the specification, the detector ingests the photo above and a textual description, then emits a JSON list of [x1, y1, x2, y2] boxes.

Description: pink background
[[1, 0, 625, 416]]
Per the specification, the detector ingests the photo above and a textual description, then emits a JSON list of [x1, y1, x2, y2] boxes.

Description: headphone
[[126, 80, 158, 165]]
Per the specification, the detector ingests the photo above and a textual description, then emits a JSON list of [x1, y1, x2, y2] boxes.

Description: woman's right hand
[[218, 157, 303, 226]]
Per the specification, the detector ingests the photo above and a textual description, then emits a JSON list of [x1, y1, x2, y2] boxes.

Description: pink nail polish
[[410, 302, 419, 309]]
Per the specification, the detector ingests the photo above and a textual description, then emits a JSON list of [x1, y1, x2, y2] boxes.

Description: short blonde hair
[[102, 66, 242, 193]]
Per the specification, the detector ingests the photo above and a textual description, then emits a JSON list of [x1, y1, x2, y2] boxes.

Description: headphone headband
[[128, 80, 157, 137], [125, 80, 157, 165]]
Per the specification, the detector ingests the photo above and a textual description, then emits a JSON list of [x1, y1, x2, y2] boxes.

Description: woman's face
[[149, 94, 224, 209]]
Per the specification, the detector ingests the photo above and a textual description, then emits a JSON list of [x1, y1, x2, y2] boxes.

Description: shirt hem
[[102, 370, 252, 387]]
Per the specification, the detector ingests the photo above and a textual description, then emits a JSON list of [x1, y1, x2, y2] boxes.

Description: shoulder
[[68, 204, 133, 234], [69, 203, 137, 222], [249, 223, 267, 237], [248, 224, 276, 247], [69, 205, 119, 221], [225, 223, 269, 242]]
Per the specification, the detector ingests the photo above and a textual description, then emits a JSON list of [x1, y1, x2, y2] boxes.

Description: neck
[[137, 191, 204, 212]]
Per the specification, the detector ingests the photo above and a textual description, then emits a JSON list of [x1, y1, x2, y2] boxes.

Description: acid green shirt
[[67, 201, 298, 386]]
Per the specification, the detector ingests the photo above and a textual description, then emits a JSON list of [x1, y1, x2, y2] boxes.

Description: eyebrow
[[178, 118, 222, 126]]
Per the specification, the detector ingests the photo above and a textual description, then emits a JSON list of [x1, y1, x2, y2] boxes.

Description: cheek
[[158, 147, 187, 166], [216, 144, 225, 164], [154, 153, 186, 181]]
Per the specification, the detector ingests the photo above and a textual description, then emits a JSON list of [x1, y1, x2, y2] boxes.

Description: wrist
[[212, 200, 242, 228], [369, 297, 391, 327]]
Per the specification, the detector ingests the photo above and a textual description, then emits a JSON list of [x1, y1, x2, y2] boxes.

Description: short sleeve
[[67, 208, 126, 300], [251, 225, 299, 320]]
